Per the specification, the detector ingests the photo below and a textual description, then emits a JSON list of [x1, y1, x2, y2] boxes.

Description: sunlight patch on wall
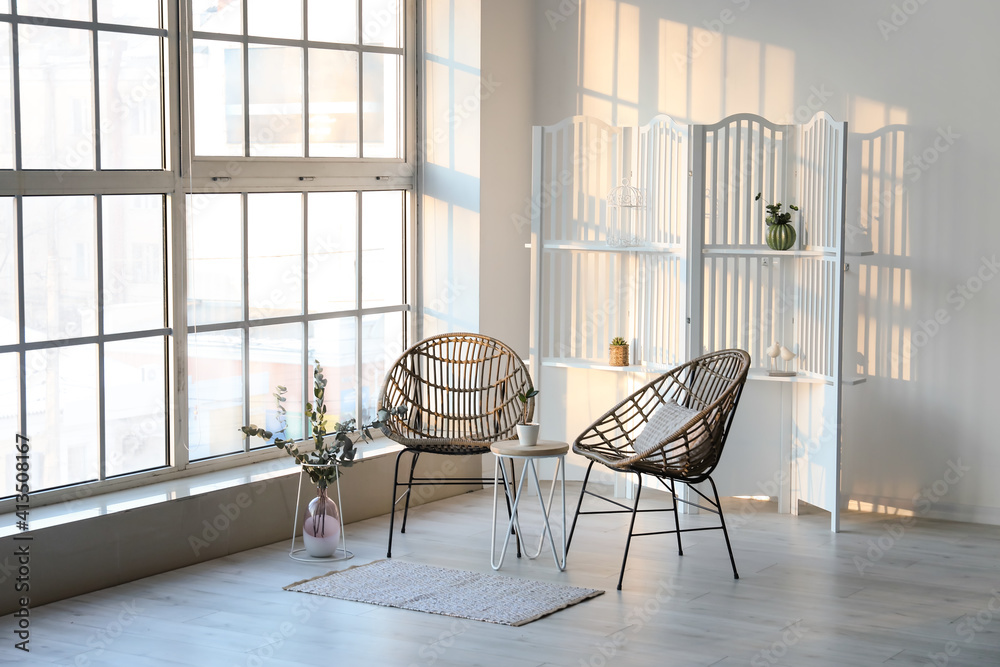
[[689, 27, 723, 122], [582, 0, 616, 97], [577, 0, 639, 126], [724, 35, 759, 117], [423, 60, 451, 168], [657, 19, 688, 119], [761, 44, 794, 121]]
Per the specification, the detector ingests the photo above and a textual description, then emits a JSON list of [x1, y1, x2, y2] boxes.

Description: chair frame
[[378, 333, 535, 558], [566, 349, 751, 589]]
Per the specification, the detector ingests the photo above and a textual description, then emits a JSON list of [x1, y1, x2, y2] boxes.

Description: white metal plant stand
[[289, 461, 353, 562], [490, 440, 568, 571]]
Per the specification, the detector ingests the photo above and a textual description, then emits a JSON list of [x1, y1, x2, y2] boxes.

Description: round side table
[[490, 439, 568, 571]]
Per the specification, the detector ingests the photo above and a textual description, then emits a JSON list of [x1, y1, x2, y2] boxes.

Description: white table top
[[490, 440, 569, 457]]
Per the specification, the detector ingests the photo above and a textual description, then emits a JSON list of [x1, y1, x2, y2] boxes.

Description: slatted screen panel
[[634, 252, 685, 367], [540, 117, 625, 244], [540, 250, 630, 362], [700, 254, 789, 370], [797, 113, 846, 251], [795, 256, 839, 378], [702, 115, 791, 249], [639, 115, 688, 247], [851, 125, 912, 381]]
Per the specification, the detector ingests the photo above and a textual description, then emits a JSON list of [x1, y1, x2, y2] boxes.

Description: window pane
[[362, 0, 400, 48], [248, 193, 302, 319], [0, 2, 8, 12], [187, 193, 242, 325], [193, 0, 242, 34], [99, 33, 164, 169], [97, 0, 160, 28], [18, 0, 90, 20], [360, 312, 402, 422], [309, 0, 356, 43], [308, 192, 356, 313], [23, 196, 97, 342], [308, 318, 357, 424], [248, 0, 301, 39], [188, 329, 244, 459], [104, 337, 168, 477], [248, 45, 303, 157], [103, 195, 165, 334], [0, 198, 16, 345], [309, 49, 358, 158], [362, 53, 401, 158], [26, 345, 99, 489], [0, 25, 13, 169], [19, 26, 95, 169], [362, 190, 403, 308], [250, 322, 303, 448], [0, 353, 18, 498], [193, 39, 243, 156]]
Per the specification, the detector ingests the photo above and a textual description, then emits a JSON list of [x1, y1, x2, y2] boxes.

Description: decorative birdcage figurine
[[606, 175, 646, 247]]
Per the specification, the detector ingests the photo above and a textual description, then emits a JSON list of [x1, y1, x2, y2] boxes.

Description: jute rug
[[284, 559, 604, 626]]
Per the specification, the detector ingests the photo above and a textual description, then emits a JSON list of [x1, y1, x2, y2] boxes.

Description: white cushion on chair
[[632, 400, 700, 457]]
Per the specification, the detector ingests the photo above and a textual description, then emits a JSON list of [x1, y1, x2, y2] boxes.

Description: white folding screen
[[530, 115, 689, 374], [530, 112, 848, 531]]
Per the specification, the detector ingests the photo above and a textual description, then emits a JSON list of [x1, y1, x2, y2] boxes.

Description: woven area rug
[[284, 559, 603, 626]]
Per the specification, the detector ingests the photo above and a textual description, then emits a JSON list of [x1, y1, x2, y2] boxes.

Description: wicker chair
[[567, 349, 751, 589], [378, 333, 535, 557]]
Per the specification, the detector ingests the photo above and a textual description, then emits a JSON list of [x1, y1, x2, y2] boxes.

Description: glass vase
[[302, 485, 341, 558]]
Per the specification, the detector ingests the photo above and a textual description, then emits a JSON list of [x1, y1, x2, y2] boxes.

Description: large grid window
[[0, 0, 414, 505], [191, 0, 403, 158], [185, 190, 406, 461], [0, 194, 170, 497]]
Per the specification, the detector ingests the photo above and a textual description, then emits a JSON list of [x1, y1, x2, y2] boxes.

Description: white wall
[[481, 0, 1000, 523], [420, 0, 484, 336], [480, 0, 535, 356]]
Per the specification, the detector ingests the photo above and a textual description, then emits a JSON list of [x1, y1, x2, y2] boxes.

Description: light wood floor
[[6, 484, 1000, 666]]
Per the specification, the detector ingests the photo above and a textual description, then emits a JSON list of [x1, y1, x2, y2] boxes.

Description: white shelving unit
[[529, 112, 853, 532]]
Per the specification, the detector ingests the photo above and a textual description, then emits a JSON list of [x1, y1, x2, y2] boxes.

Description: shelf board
[[527, 241, 684, 253], [703, 247, 832, 257], [541, 358, 674, 373], [748, 369, 831, 384]]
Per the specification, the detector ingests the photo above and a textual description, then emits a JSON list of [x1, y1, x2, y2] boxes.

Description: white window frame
[[0, 0, 417, 512]]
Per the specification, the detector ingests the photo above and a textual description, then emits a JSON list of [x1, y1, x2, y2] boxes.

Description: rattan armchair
[[567, 349, 751, 589], [378, 333, 535, 557]]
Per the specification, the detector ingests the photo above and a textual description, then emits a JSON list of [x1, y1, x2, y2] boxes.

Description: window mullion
[[302, 0, 309, 158], [242, 7, 250, 157], [95, 194, 107, 480], [242, 192, 251, 453], [169, 188, 189, 470], [16, 196, 26, 436], [10, 15, 21, 171], [91, 0, 103, 171], [355, 190, 363, 420], [302, 191, 310, 440], [357, 0, 364, 159]]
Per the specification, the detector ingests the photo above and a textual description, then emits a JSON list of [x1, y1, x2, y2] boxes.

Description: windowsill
[[0, 439, 405, 539]]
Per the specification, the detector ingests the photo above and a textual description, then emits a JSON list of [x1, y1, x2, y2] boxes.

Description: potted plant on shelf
[[240, 361, 405, 558], [516, 388, 540, 447], [609, 336, 629, 367], [755, 192, 798, 251]]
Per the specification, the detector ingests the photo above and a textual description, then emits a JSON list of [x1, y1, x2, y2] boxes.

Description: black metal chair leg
[[670, 479, 683, 556], [386, 448, 408, 558], [567, 460, 595, 552], [617, 474, 643, 591], [400, 451, 420, 533], [708, 476, 739, 579]]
